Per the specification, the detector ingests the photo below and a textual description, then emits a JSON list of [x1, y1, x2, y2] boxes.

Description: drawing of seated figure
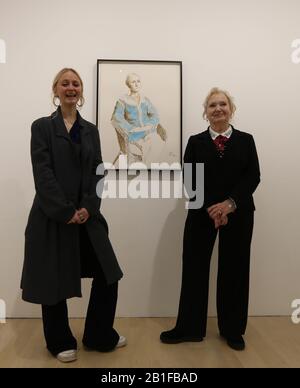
[[111, 73, 167, 166]]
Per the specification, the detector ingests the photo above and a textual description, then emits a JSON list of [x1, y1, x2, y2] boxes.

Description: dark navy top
[[69, 119, 81, 144]]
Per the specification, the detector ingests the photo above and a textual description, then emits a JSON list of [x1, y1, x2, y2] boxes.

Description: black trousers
[[176, 209, 254, 338], [42, 232, 119, 355]]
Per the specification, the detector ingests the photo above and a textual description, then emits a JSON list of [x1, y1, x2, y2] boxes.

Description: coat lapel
[[51, 107, 92, 163], [52, 107, 71, 142], [77, 112, 92, 164], [203, 129, 217, 154], [52, 107, 91, 167]]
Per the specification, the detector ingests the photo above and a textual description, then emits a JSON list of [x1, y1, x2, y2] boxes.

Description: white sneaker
[[116, 335, 127, 348], [56, 349, 77, 362]]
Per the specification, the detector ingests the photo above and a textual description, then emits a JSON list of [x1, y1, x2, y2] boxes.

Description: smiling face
[[54, 70, 83, 108], [205, 93, 232, 127]]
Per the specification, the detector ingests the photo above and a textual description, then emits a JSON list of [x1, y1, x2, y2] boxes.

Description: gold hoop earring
[[53, 96, 60, 107], [77, 96, 85, 108]]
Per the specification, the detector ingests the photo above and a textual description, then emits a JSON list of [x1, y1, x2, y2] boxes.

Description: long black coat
[[21, 108, 123, 305]]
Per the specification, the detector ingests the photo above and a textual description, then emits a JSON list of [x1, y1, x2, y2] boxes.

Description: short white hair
[[125, 73, 140, 87], [203, 87, 236, 119]]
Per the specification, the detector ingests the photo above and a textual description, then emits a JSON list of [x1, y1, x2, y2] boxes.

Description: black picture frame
[[96, 59, 182, 170]]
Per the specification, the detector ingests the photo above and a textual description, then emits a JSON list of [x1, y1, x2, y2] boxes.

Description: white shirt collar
[[209, 125, 233, 140]]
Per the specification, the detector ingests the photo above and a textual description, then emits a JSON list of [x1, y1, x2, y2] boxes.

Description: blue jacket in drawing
[[111, 95, 159, 142]]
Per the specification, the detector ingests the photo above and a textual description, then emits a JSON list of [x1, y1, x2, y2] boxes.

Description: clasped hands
[[67, 208, 89, 224], [207, 200, 234, 229]]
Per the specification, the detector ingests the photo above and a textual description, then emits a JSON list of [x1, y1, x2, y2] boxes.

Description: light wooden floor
[[0, 317, 299, 368]]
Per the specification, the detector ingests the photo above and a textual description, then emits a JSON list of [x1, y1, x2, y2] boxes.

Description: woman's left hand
[[77, 208, 90, 224], [207, 200, 234, 221]]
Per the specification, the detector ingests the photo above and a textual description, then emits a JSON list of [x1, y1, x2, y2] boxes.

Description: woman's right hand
[[67, 209, 90, 224], [67, 211, 81, 224], [208, 211, 228, 229], [212, 214, 228, 229]]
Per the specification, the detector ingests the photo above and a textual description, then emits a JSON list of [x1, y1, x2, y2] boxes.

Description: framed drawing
[[96, 59, 182, 170]]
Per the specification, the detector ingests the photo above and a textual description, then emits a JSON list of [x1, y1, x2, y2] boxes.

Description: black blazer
[[184, 127, 260, 211]]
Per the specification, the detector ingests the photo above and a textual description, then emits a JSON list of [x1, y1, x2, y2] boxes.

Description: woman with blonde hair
[[21, 68, 126, 362]]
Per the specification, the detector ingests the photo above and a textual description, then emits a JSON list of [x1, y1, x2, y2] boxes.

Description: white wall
[[0, 0, 299, 318]]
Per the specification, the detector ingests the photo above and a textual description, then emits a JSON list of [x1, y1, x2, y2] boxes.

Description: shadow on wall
[[6, 177, 95, 318], [0, 179, 39, 318], [148, 195, 219, 318], [0, 39, 6, 63], [148, 198, 187, 317]]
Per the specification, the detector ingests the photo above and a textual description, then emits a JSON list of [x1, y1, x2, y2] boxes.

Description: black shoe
[[160, 328, 203, 344], [220, 334, 245, 351], [227, 336, 245, 351]]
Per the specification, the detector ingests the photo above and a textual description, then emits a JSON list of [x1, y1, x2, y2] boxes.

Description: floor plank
[[0, 317, 299, 368]]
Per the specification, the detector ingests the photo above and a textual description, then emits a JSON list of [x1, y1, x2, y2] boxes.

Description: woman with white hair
[[160, 88, 260, 351]]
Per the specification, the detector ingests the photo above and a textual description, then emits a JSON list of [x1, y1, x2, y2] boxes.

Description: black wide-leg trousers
[[42, 229, 119, 355], [176, 209, 254, 338]]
